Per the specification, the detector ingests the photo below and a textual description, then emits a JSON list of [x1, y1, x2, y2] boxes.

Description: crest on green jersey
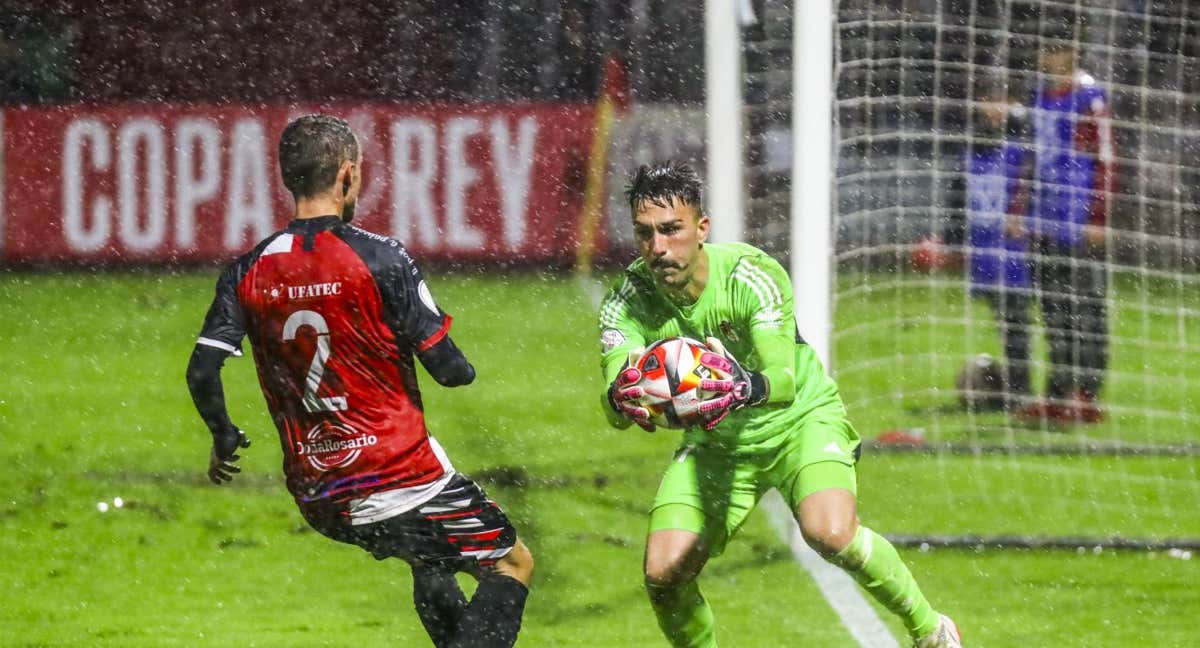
[[601, 328, 626, 352]]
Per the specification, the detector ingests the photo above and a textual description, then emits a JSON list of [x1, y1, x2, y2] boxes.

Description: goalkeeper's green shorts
[[648, 411, 861, 556]]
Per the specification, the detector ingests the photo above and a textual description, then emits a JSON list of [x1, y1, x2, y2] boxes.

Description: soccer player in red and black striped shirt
[[186, 115, 532, 647]]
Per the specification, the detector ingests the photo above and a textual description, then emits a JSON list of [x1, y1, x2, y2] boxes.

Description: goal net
[[763, 0, 1200, 548]]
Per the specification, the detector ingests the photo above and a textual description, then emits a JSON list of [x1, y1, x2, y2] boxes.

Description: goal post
[[706, 0, 747, 244], [791, 0, 835, 368]]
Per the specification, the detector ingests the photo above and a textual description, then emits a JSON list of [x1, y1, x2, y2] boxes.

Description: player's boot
[[1016, 399, 1054, 425], [1018, 397, 1078, 428], [1046, 396, 1082, 425], [914, 613, 962, 648], [1073, 390, 1104, 424]]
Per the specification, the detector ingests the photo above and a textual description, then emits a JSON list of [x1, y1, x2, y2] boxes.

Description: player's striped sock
[[832, 526, 940, 639], [646, 579, 717, 648]]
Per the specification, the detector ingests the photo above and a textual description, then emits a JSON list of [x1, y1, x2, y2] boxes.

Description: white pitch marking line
[[762, 490, 901, 648]]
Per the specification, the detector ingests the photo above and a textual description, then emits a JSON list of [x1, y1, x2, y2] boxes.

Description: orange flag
[[575, 54, 629, 275]]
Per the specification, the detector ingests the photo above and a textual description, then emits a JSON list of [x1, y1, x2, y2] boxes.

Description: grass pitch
[[1, 270, 1196, 646]]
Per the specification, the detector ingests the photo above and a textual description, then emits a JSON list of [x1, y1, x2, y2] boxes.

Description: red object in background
[[0, 102, 596, 264], [1017, 394, 1105, 426], [1073, 392, 1105, 424], [875, 428, 927, 446], [600, 54, 631, 113], [912, 234, 950, 272]]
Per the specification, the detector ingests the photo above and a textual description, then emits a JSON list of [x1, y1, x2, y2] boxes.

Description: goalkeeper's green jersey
[[599, 242, 846, 447]]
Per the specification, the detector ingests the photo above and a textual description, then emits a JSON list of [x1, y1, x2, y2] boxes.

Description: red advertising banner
[[0, 102, 599, 264]]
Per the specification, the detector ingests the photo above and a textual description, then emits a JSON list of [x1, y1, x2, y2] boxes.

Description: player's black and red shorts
[[302, 473, 517, 569]]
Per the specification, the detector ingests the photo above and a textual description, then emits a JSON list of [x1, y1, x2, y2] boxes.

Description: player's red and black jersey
[[197, 216, 455, 507]]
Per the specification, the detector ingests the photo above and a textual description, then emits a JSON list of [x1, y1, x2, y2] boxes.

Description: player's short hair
[[625, 161, 704, 217], [278, 114, 360, 199]]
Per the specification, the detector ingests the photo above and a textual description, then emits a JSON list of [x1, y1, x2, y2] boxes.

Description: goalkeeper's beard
[[651, 259, 683, 277], [341, 198, 356, 223]]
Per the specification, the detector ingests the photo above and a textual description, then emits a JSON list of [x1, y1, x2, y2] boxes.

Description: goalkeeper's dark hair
[[625, 161, 705, 216], [278, 114, 360, 199]]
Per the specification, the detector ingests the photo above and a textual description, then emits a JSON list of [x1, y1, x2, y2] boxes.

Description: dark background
[[0, 0, 1196, 269]]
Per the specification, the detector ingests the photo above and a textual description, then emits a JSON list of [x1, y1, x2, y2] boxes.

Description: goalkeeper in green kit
[[599, 162, 962, 648]]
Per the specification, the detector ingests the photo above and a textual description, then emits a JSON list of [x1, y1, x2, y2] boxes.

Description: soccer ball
[[634, 337, 728, 429], [955, 353, 1006, 411]]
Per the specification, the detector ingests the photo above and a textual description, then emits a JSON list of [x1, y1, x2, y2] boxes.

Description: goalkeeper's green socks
[[832, 525, 940, 639], [646, 579, 717, 648]]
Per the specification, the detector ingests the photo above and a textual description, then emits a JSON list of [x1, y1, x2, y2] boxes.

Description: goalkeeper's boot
[[914, 613, 962, 648]]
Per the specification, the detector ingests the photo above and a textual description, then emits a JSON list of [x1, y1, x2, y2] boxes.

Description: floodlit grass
[[834, 271, 1200, 446], [1, 270, 1197, 646]]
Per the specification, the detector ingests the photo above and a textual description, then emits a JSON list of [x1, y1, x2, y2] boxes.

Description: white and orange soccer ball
[[634, 337, 730, 429]]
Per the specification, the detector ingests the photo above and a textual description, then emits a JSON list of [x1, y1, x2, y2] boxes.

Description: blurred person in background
[[186, 115, 533, 648], [947, 80, 1036, 412], [1019, 39, 1116, 425]]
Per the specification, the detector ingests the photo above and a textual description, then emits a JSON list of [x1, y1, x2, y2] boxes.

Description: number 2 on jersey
[[282, 309, 348, 412]]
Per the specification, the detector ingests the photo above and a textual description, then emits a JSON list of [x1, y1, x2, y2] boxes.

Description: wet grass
[[0, 270, 1196, 646]]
